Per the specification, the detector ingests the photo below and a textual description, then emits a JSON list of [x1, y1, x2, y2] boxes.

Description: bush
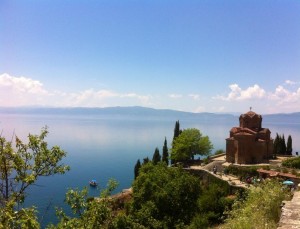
[[131, 162, 201, 228], [291, 169, 298, 176], [281, 167, 289, 173], [194, 183, 234, 227], [221, 180, 287, 229], [282, 157, 300, 169], [214, 149, 225, 155], [262, 166, 270, 170], [225, 165, 259, 181], [202, 157, 210, 165]]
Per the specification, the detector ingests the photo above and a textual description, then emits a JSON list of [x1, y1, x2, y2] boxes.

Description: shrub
[[282, 157, 300, 169], [202, 157, 210, 165], [131, 162, 201, 228], [281, 167, 289, 173], [214, 149, 225, 155], [221, 180, 287, 229], [291, 169, 298, 176], [225, 165, 259, 181]]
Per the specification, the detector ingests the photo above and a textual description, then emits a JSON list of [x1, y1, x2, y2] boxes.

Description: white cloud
[[60, 89, 153, 107], [213, 82, 300, 113], [0, 73, 50, 106], [269, 85, 300, 104], [168, 94, 183, 99], [266, 85, 300, 113], [188, 94, 201, 100], [215, 84, 266, 101], [64, 89, 119, 107], [194, 106, 205, 113], [0, 73, 48, 95], [1, 73, 299, 113], [217, 106, 225, 112], [0, 73, 154, 108], [285, 80, 299, 85], [121, 92, 151, 101]]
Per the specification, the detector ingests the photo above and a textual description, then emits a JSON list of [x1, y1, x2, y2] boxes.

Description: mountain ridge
[[0, 106, 299, 123]]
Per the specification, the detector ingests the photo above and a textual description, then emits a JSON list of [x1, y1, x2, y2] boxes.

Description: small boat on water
[[89, 179, 98, 187]]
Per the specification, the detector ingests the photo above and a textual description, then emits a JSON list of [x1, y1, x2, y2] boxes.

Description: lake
[[0, 110, 299, 227]]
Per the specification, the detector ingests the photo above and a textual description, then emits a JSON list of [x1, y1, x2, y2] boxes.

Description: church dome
[[241, 110, 261, 119], [239, 109, 262, 130]]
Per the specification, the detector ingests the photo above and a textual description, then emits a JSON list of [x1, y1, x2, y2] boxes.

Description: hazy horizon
[[0, 105, 299, 115]]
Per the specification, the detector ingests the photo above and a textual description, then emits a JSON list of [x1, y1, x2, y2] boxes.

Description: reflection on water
[[0, 113, 299, 227]]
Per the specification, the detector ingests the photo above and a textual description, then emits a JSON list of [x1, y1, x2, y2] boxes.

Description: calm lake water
[[0, 112, 299, 227]]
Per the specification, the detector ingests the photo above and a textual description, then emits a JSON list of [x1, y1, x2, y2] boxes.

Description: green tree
[[0, 127, 70, 205], [142, 157, 150, 165], [49, 179, 119, 229], [162, 137, 169, 165], [190, 183, 233, 228], [131, 162, 201, 228], [171, 120, 181, 165], [152, 147, 161, 165], [287, 135, 293, 155], [173, 120, 181, 141], [274, 133, 289, 155], [273, 133, 279, 155], [170, 128, 213, 162], [134, 159, 141, 179], [0, 127, 70, 228], [0, 201, 40, 229], [281, 134, 287, 154]]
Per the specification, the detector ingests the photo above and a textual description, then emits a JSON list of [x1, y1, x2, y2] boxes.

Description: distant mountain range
[[0, 106, 299, 124]]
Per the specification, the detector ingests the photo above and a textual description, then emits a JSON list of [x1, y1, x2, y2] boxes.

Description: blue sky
[[1, 1, 299, 114]]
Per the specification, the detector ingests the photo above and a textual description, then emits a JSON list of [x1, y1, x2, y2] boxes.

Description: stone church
[[226, 110, 273, 164]]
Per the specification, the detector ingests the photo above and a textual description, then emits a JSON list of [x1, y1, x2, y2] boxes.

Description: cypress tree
[[287, 135, 293, 155], [152, 147, 161, 165], [282, 134, 286, 154], [143, 157, 150, 165], [162, 137, 169, 165], [173, 120, 182, 141], [273, 133, 279, 155], [134, 159, 141, 179], [172, 120, 181, 165]]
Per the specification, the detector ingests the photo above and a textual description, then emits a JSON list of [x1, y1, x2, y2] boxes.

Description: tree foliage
[[189, 183, 234, 228], [221, 180, 287, 229], [134, 159, 141, 179], [0, 127, 70, 206], [49, 179, 119, 229], [282, 156, 300, 169], [171, 120, 182, 165], [287, 135, 293, 155], [0, 127, 70, 228], [162, 137, 168, 165], [142, 157, 150, 165], [273, 133, 292, 155], [214, 149, 225, 155], [171, 128, 213, 162], [173, 120, 181, 141], [281, 134, 286, 155], [0, 200, 40, 229], [131, 162, 201, 228], [273, 133, 279, 155], [152, 147, 161, 165]]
